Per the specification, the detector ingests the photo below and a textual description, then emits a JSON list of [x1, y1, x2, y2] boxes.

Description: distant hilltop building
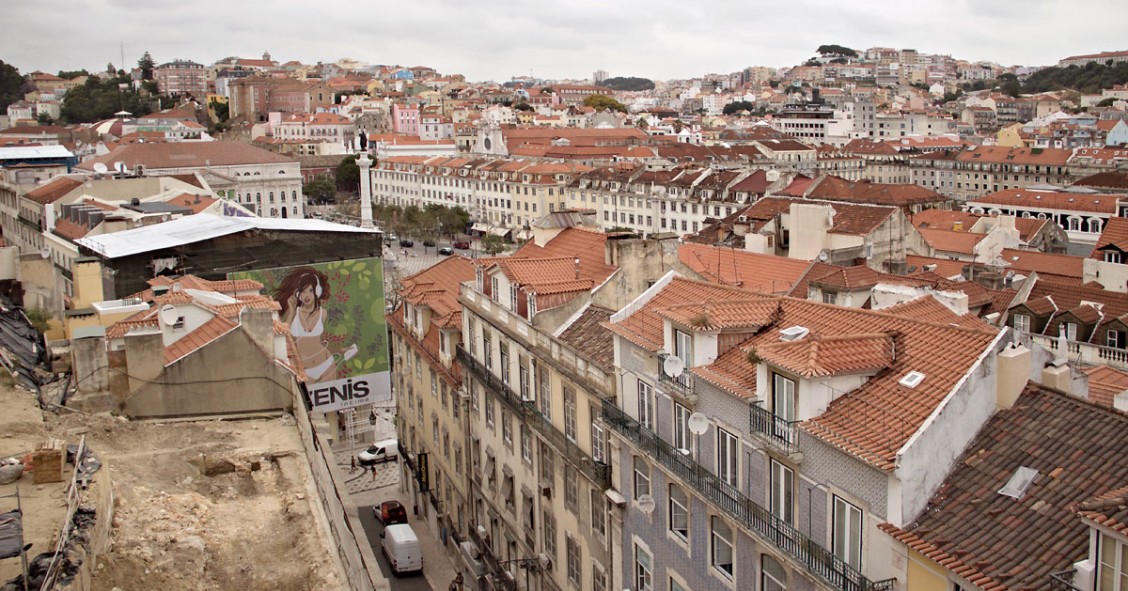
[[593, 69, 609, 83], [1059, 49, 1128, 68]]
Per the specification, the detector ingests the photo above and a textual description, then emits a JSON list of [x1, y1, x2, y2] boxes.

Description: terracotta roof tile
[[918, 227, 986, 255], [880, 296, 994, 330], [678, 243, 810, 293], [25, 176, 83, 205], [164, 316, 238, 365], [1077, 485, 1128, 537], [1083, 365, 1128, 409], [807, 175, 947, 208], [656, 299, 782, 331], [556, 305, 616, 372], [753, 332, 896, 378], [1092, 217, 1128, 258], [1001, 248, 1084, 279], [970, 188, 1121, 214], [880, 383, 1128, 590]]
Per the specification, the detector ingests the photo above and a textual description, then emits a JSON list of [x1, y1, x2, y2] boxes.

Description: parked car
[[358, 439, 399, 466], [422, 239, 435, 247], [398, 238, 414, 248], [374, 500, 408, 525], [384, 233, 398, 245], [381, 523, 423, 575], [438, 246, 454, 256], [453, 240, 471, 250]]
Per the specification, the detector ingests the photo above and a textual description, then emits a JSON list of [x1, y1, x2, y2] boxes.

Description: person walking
[[371, 465, 377, 481], [350, 456, 356, 474]]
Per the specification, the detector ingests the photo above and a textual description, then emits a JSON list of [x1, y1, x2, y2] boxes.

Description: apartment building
[[371, 155, 589, 233], [389, 255, 478, 545], [456, 227, 668, 591], [273, 112, 356, 143], [909, 146, 1075, 201], [964, 186, 1124, 250], [603, 273, 1013, 591], [154, 59, 209, 96]]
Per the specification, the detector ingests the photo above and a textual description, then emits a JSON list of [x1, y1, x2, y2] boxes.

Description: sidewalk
[[334, 442, 463, 591]]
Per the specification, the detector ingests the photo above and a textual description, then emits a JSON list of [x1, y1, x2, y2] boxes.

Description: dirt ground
[[0, 382, 341, 591]]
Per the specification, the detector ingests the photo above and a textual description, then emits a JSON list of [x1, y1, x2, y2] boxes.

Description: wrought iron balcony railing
[[602, 399, 894, 591], [749, 401, 802, 455], [458, 345, 611, 489]]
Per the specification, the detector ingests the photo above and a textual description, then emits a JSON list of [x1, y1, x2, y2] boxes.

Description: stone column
[[358, 152, 373, 229]]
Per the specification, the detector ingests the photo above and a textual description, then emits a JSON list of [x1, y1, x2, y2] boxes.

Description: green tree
[[1097, 97, 1117, 107], [302, 176, 336, 204], [816, 44, 858, 58], [723, 100, 757, 115], [60, 75, 153, 123], [997, 73, 1021, 98], [513, 101, 534, 112], [335, 155, 360, 194], [582, 94, 627, 113], [57, 69, 89, 80], [602, 77, 655, 92], [25, 308, 52, 335], [138, 52, 155, 80], [480, 234, 508, 255], [0, 60, 28, 112]]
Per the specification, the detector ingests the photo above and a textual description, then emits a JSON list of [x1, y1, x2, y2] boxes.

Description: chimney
[[574, 256, 581, 280], [996, 342, 1030, 409]]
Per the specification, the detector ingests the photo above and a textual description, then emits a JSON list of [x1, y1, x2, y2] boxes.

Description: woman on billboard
[[275, 267, 357, 382]]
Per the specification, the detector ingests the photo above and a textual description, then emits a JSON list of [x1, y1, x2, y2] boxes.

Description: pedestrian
[[371, 465, 377, 481], [350, 456, 356, 474], [449, 572, 463, 591]]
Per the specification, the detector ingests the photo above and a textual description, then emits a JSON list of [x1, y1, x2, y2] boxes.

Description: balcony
[[749, 401, 801, 456], [1035, 333, 1128, 371], [602, 400, 894, 591], [458, 345, 611, 489], [656, 352, 696, 404], [1049, 570, 1084, 591]]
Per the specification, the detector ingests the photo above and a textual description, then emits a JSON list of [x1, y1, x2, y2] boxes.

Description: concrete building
[[154, 60, 209, 96]]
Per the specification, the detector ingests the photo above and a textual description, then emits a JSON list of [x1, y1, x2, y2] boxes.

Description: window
[[538, 365, 551, 420], [510, 284, 518, 311], [544, 509, 557, 559], [762, 555, 787, 591], [591, 489, 606, 537], [669, 485, 689, 541], [491, 277, 499, 302], [717, 429, 738, 486], [633, 456, 650, 499], [540, 442, 554, 486], [772, 374, 796, 422], [1109, 330, 1122, 349], [673, 403, 691, 453], [1062, 322, 1078, 341], [521, 426, 531, 462], [564, 386, 577, 441], [770, 459, 794, 523], [519, 365, 530, 401], [638, 380, 655, 430], [1013, 314, 1030, 333], [483, 331, 492, 369], [591, 417, 606, 463], [593, 565, 606, 591], [635, 545, 652, 591], [485, 396, 495, 429], [566, 535, 581, 585], [502, 411, 512, 446], [1105, 251, 1123, 264], [832, 496, 863, 569], [823, 291, 837, 304], [711, 516, 734, 578], [565, 466, 578, 511], [674, 329, 693, 369], [1098, 532, 1128, 591], [669, 578, 686, 591]]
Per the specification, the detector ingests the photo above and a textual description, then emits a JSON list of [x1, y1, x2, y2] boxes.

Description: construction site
[[0, 381, 344, 591]]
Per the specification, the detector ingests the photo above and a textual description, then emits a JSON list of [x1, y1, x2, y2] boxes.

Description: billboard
[[230, 257, 390, 413]]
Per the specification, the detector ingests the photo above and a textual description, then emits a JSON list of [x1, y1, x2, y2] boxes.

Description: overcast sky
[[4, 0, 1127, 83]]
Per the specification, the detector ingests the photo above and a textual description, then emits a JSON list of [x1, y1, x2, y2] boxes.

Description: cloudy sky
[[4, 0, 1127, 82]]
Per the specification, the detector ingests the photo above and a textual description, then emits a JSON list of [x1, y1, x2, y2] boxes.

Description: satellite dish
[[113, 161, 127, 174], [687, 412, 709, 435], [818, 251, 829, 262], [38, 247, 50, 259], [636, 494, 655, 516], [662, 355, 685, 378], [159, 304, 179, 326], [93, 162, 108, 174]]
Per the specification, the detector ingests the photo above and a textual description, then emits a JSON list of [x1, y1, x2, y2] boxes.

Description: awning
[[470, 223, 489, 233], [488, 227, 511, 237], [515, 230, 533, 241]]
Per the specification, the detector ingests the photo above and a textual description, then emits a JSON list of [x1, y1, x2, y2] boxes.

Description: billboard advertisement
[[230, 257, 390, 413]]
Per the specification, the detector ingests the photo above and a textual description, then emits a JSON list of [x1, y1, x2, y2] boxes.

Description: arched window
[[256, 193, 261, 203], [269, 192, 275, 203], [1069, 217, 1081, 231], [1089, 218, 1103, 233], [762, 555, 787, 591]]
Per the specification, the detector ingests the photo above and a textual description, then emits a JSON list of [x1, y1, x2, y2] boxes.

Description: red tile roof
[[1000, 248, 1084, 279], [918, 227, 985, 255], [1083, 365, 1128, 408], [656, 299, 782, 332], [556, 305, 616, 372], [956, 145, 1072, 166], [753, 333, 896, 378], [25, 176, 82, 205], [880, 383, 1128, 591], [880, 296, 994, 330], [1092, 217, 1128, 258], [610, 276, 1000, 471], [1076, 486, 1128, 538], [970, 188, 1121, 214], [806, 175, 947, 208], [677, 243, 811, 293], [164, 316, 238, 364]]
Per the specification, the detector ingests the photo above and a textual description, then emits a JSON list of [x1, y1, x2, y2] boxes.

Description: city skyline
[[4, 0, 1128, 83]]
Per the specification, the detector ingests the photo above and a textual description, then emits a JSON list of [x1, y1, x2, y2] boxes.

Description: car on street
[[422, 239, 435, 247], [374, 500, 408, 525], [398, 238, 414, 248], [358, 439, 399, 466], [453, 240, 471, 250], [438, 246, 453, 255], [384, 234, 397, 245]]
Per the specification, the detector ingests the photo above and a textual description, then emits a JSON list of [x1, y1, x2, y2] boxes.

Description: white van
[[358, 439, 399, 466], [382, 523, 423, 574]]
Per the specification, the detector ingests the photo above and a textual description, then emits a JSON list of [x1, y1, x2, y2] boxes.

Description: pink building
[[392, 103, 420, 136]]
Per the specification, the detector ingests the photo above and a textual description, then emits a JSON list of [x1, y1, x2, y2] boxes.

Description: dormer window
[[491, 277, 499, 302]]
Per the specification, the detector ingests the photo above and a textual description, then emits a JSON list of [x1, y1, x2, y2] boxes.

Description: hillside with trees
[[1022, 61, 1128, 95], [0, 60, 30, 112], [60, 74, 154, 123], [602, 77, 655, 91], [582, 94, 628, 113]]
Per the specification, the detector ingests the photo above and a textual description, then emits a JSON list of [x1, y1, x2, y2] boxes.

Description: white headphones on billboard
[[314, 275, 322, 297]]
